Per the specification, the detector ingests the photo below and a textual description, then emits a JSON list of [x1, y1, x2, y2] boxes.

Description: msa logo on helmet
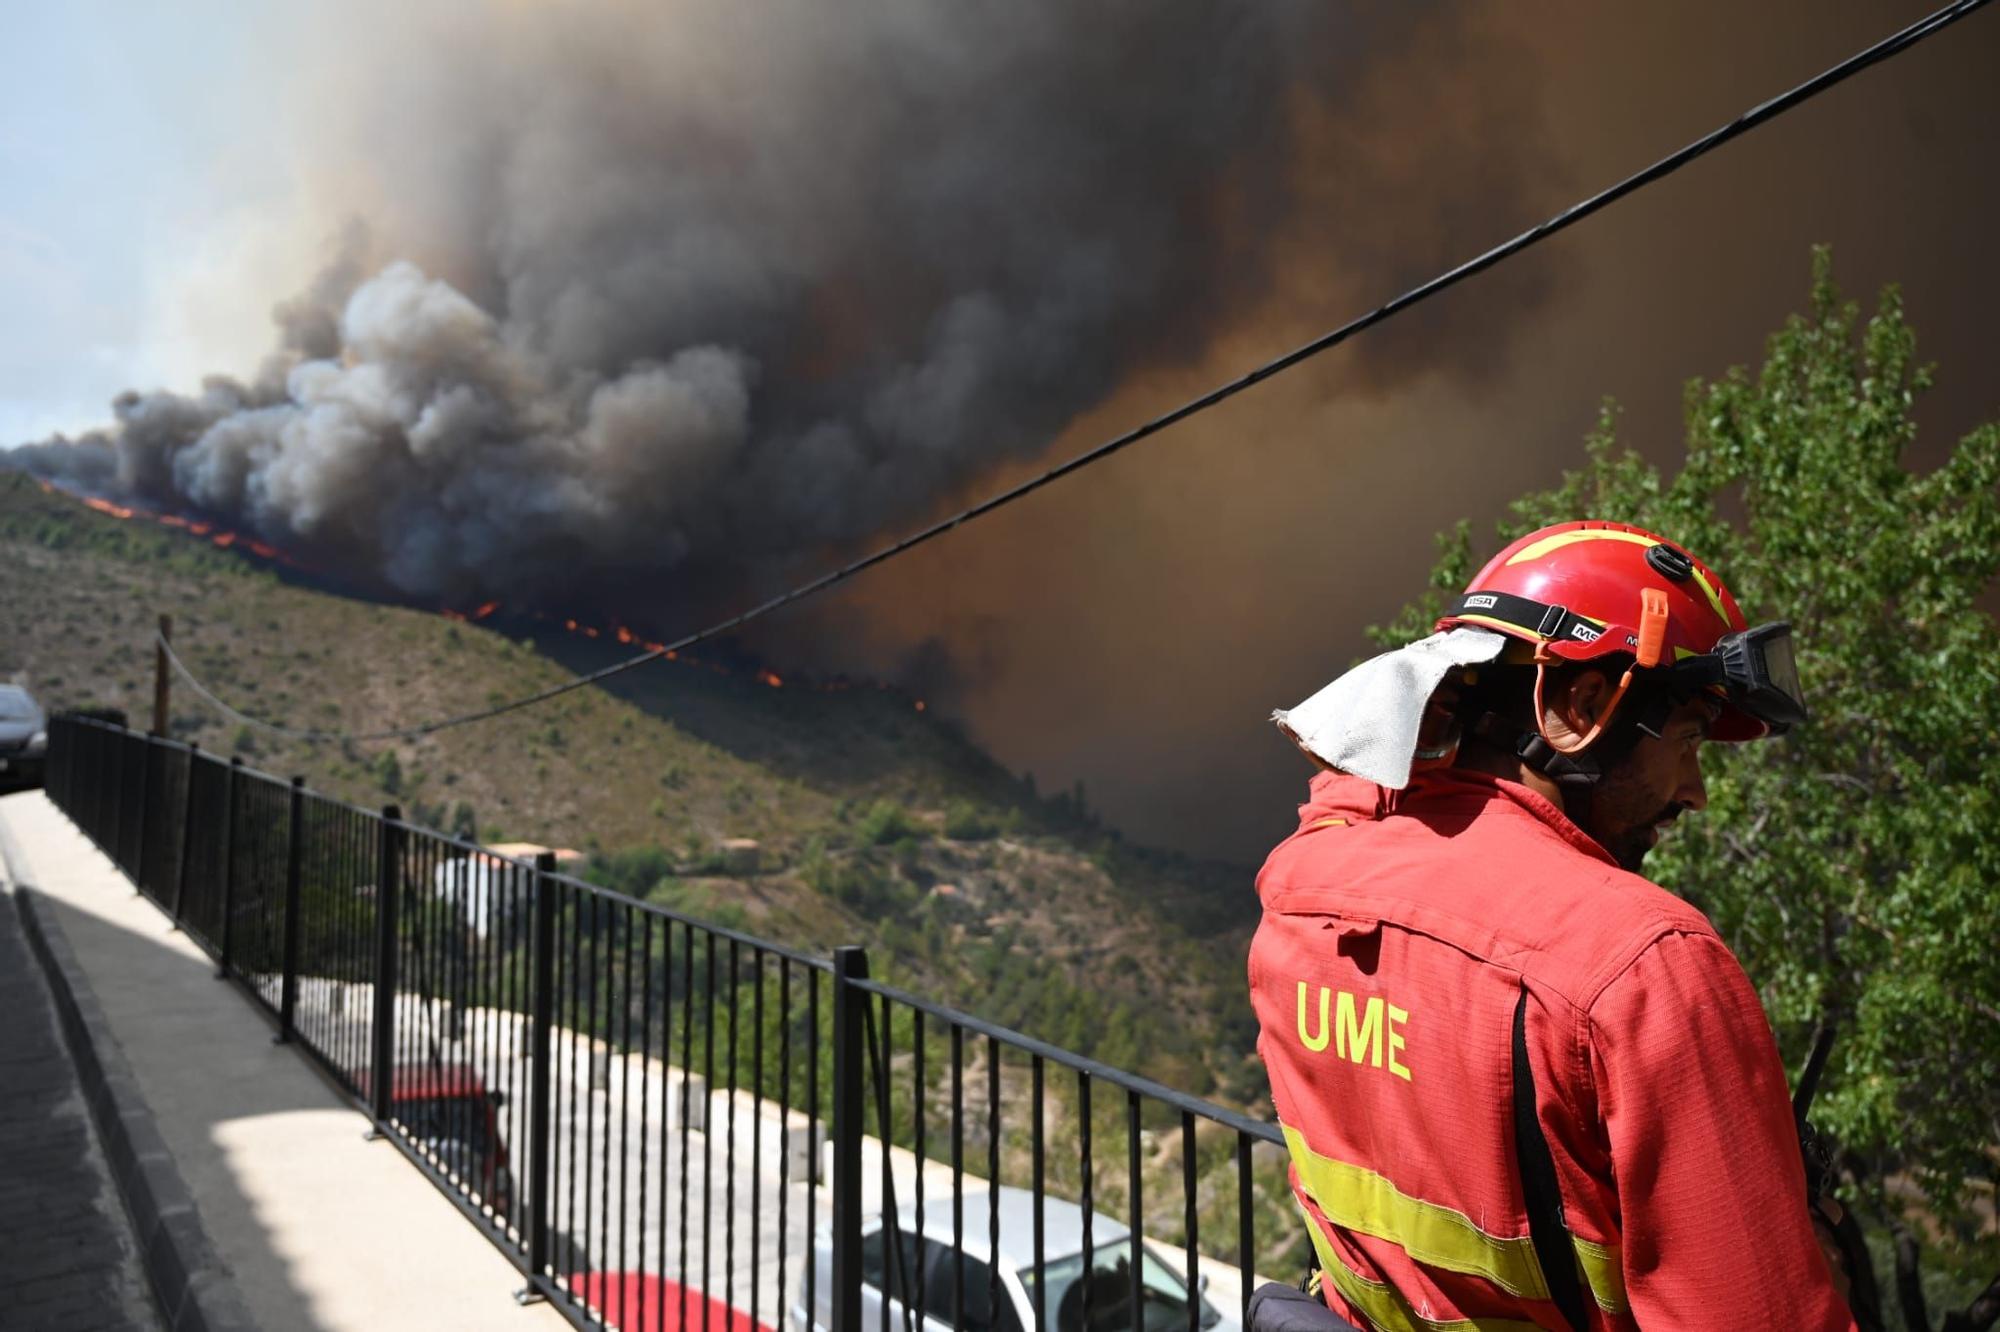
[[1569, 624, 1602, 643], [1464, 594, 1498, 610]]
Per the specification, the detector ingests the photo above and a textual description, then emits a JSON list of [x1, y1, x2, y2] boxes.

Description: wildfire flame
[[49, 479, 935, 717], [63, 486, 300, 567]]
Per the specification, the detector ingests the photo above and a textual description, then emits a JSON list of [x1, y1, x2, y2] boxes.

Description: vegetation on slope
[[0, 470, 1260, 1098]]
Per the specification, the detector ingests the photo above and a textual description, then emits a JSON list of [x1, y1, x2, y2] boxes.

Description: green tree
[[1385, 252, 1999, 1322]]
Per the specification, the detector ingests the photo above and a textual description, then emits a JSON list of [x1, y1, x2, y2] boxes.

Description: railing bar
[[591, 895, 608, 1304], [487, 854, 503, 1231], [988, 1033, 1001, 1332], [912, 1008, 925, 1332], [702, 928, 716, 1332], [751, 947, 764, 1331], [726, 936, 739, 1322], [583, 891, 599, 1296], [847, 976, 1283, 1143], [566, 882, 583, 1305], [656, 912, 673, 1332], [1238, 1132, 1255, 1329], [636, 912, 652, 1319], [329, 804, 343, 1075], [678, 922, 695, 1332], [1032, 1053, 1045, 1332], [777, 954, 791, 1332], [805, 965, 819, 1332], [879, 994, 891, 1332], [1183, 1110, 1198, 1332], [1080, 1072, 1095, 1332], [1128, 1091, 1142, 1332], [952, 1021, 964, 1332], [539, 869, 833, 969], [620, 904, 635, 1302]]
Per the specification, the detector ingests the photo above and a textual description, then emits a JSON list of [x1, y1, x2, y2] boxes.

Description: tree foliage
[[1385, 251, 2000, 1295]]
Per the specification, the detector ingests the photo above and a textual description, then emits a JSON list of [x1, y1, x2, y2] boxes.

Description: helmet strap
[[1525, 586, 1669, 755], [1530, 656, 1639, 756], [1470, 711, 1604, 791]]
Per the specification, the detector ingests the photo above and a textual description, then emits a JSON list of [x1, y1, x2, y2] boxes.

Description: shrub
[[943, 801, 998, 841], [856, 799, 918, 846]]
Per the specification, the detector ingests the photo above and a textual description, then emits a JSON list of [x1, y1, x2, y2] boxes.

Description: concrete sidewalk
[[0, 790, 571, 1332]]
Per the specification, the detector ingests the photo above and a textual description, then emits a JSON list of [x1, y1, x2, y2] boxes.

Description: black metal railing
[[45, 716, 1292, 1332]]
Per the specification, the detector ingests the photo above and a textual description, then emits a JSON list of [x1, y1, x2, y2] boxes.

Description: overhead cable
[[161, 0, 1994, 745]]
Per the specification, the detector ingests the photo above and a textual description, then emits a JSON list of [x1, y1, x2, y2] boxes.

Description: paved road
[[0, 885, 159, 1332]]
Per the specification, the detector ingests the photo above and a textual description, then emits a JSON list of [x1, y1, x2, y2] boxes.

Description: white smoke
[[7, 2, 1545, 608]]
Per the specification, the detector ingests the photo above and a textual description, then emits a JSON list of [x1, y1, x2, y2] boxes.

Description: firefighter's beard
[[1576, 765, 1690, 874]]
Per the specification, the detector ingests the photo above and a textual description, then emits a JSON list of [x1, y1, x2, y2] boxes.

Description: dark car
[[0, 686, 48, 791], [352, 1061, 515, 1221]]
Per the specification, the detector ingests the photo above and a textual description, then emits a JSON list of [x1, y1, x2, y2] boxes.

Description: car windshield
[[0, 688, 37, 720], [1021, 1244, 1222, 1332]]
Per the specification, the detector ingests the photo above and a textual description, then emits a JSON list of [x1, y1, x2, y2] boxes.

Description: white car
[[796, 1184, 1231, 1332]]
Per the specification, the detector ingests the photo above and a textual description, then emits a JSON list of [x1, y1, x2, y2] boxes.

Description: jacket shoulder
[[1257, 781, 1724, 1012]]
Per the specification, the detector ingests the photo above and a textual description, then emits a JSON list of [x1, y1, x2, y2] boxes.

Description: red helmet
[[1436, 520, 1801, 747]]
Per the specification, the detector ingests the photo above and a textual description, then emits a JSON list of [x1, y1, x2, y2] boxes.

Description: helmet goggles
[[1442, 589, 1808, 740], [1665, 620, 1807, 734]]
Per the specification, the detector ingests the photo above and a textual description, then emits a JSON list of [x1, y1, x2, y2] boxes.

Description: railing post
[[117, 731, 135, 876], [369, 804, 404, 1128], [172, 742, 200, 925], [277, 777, 305, 1043], [102, 724, 120, 855], [133, 737, 152, 894], [107, 720, 122, 856], [830, 945, 871, 1332], [216, 756, 241, 978], [518, 851, 558, 1301]]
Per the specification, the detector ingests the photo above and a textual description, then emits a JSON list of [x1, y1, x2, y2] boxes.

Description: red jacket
[[1249, 768, 1855, 1331]]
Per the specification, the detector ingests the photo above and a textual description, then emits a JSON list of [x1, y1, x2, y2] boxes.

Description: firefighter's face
[[1586, 696, 1715, 873]]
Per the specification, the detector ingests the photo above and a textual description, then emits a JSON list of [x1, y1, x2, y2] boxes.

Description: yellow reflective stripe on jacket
[[1283, 1125, 1551, 1300], [1574, 1236, 1627, 1316], [1285, 1125, 1628, 1316], [1296, 1201, 1546, 1332]]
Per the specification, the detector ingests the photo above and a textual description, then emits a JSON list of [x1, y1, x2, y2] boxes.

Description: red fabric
[[563, 1272, 774, 1332], [1249, 768, 1855, 1331]]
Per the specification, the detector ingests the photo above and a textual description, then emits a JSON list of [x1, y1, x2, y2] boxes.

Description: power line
[[163, 0, 1993, 746]]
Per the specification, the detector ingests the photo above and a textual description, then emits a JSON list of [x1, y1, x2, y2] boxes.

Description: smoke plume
[[5, 2, 1562, 615]]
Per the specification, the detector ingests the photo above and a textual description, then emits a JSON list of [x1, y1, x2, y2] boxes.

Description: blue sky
[[0, 1, 308, 445]]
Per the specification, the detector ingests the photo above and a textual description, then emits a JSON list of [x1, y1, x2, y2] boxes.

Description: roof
[[883, 1184, 1130, 1268], [483, 842, 584, 862]]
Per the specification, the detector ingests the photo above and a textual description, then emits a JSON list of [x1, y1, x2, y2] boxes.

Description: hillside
[[0, 472, 1262, 1095]]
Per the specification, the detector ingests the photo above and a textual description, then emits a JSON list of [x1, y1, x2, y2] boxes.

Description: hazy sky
[[6, 2, 1997, 861], [0, 3, 314, 445]]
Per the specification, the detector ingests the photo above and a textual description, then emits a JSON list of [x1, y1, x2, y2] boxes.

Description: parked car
[[796, 1185, 1230, 1332], [353, 1061, 515, 1221], [0, 686, 48, 791]]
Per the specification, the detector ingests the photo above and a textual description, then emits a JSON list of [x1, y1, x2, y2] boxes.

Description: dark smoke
[[7, 3, 1448, 609]]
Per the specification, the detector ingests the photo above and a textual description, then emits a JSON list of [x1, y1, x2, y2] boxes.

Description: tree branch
[[1893, 1224, 1930, 1332], [1941, 1272, 2000, 1332]]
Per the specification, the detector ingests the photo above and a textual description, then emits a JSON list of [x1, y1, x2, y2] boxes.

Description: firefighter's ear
[[1543, 665, 1614, 741]]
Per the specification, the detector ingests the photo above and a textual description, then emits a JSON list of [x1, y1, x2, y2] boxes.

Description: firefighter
[[1250, 520, 1858, 1330]]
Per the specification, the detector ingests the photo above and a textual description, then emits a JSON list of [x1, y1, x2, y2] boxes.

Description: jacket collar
[[1297, 766, 1619, 869]]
